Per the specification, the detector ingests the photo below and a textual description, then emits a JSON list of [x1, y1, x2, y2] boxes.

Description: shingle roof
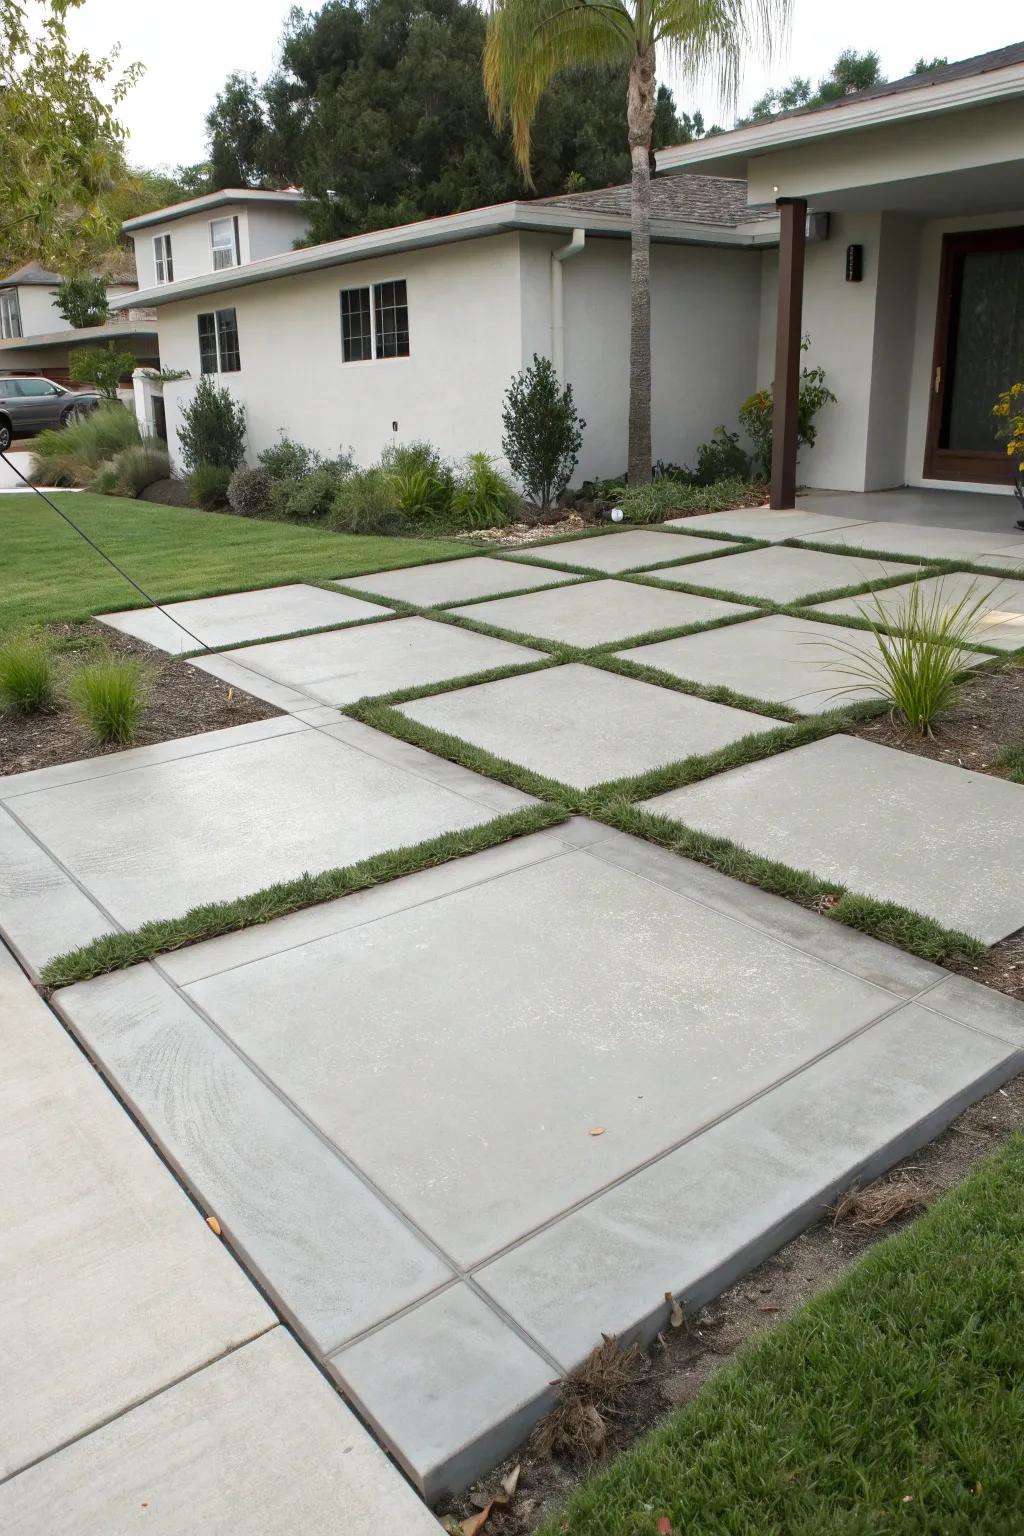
[[2, 250, 138, 287], [775, 41, 1024, 122], [537, 173, 775, 226]]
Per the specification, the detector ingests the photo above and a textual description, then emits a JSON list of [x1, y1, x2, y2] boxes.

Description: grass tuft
[[0, 629, 56, 714], [67, 655, 149, 745]]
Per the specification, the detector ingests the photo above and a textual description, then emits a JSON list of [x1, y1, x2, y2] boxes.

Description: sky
[[66, 0, 1023, 171]]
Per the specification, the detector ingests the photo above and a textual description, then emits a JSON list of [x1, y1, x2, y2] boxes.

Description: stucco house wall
[[132, 205, 308, 289]]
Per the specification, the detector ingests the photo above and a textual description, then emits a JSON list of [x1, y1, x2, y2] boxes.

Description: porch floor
[[798, 486, 1019, 535]]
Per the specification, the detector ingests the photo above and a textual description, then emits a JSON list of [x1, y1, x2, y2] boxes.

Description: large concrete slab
[[0, 1328, 442, 1535], [338, 554, 582, 605], [665, 507, 869, 541], [0, 716, 531, 971], [519, 528, 742, 573], [811, 569, 1024, 650], [212, 614, 544, 705], [448, 579, 753, 647], [0, 943, 273, 1480], [646, 734, 1024, 942], [398, 662, 780, 789], [616, 612, 985, 714], [667, 544, 920, 603], [797, 513, 1024, 565], [52, 824, 1024, 1494], [796, 487, 1019, 536], [97, 582, 384, 655]]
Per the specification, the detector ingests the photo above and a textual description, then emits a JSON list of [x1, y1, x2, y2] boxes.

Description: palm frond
[[652, 0, 791, 109]]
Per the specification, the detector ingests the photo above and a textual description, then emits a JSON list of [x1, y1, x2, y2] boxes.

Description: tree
[[52, 276, 108, 329], [0, 0, 141, 275], [744, 47, 884, 122], [502, 353, 584, 508], [913, 56, 948, 75], [69, 343, 138, 399], [484, 0, 788, 486], [176, 377, 247, 471]]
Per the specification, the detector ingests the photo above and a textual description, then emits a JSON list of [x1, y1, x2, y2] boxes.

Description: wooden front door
[[924, 226, 1024, 484]]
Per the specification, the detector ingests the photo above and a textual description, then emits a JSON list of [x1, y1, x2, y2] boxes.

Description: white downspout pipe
[[550, 228, 585, 383]]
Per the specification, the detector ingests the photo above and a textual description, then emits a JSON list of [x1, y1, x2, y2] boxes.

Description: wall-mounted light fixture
[[846, 244, 864, 282]]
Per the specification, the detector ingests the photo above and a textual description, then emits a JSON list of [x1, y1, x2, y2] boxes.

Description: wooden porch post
[[770, 197, 807, 510]]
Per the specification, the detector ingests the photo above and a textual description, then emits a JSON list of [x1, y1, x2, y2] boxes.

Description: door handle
[[934, 365, 942, 395]]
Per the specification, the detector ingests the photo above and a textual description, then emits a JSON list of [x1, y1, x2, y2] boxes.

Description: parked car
[[0, 375, 104, 449]]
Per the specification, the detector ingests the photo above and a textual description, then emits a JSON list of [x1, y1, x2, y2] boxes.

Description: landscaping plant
[[450, 452, 520, 529], [381, 441, 455, 521], [502, 354, 584, 510], [51, 275, 108, 329], [257, 434, 321, 481], [30, 402, 140, 486], [227, 464, 274, 518], [188, 463, 233, 510], [176, 376, 247, 472], [0, 630, 55, 713], [992, 381, 1024, 517], [68, 654, 148, 745], [69, 342, 137, 401], [693, 426, 752, 486], [825, 577, 996, 735], [90, 442, 170, 498], [740, 338, 836, 478]]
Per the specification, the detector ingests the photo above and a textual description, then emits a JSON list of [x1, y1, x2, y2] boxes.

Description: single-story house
[[0, 258, 159, 387], [114, 43, 1023, 507]]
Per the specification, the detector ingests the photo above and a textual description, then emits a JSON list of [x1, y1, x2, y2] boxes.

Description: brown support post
[[770, 197, 807, 510]]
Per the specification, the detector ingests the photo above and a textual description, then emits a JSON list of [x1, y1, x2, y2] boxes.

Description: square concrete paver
[[0, 716, 531, 971], [616, 612, 986, 714], [812, 570, 1024, 650], [338, 555, 582, 605], [805, 518, 1024, 566], [667, 544, 920, 603], [398, 663, 779, 788], [645, 734, 1024, 942], [448, 579, 753, 647], [54, 825, 1024, 1495], [518, 529, 741, 573], [97, 583, 383, 655], [664, 508, 869, 542], [209, 614, 544, 706]]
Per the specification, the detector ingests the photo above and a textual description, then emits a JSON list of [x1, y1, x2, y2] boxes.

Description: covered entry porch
[[798, 486, 1022, 537]]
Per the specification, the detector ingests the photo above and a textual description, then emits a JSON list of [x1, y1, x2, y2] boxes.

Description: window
[[197, 308, 241, 373], [210, 216, 240, 271], [17, 379, 62, 396], [340, 279, 409, 362], [0, 289, 22, 340], [153, 233, 174, 284]]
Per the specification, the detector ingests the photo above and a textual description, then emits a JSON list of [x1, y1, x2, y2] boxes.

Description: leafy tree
[[0, 0, 141, 275], [913, 56, 948, 75], [485, 0, 788, 485], [52, 276, 108, 329], [69, 343, 138, 399], [744, 48, 884, 123], [177, 377, 247, 471], [502, 354, 584, 509]]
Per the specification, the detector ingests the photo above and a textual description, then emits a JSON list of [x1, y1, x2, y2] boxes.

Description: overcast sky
[[67, 1, 1021, 171]]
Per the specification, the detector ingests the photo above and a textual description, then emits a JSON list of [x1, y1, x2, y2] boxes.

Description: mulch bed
[[0, 622, 280, 776]]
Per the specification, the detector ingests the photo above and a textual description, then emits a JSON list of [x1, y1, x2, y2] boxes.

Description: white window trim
[[209, 216, 240, 272], [0, 288, 22, 340], [340, 279, 409, 364], [153, 233, 173, 284]]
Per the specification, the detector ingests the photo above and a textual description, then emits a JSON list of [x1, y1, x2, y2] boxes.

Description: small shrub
[[652, 460, 696, 485], [68, 656, 149, 745], [92, 443, 170, 498], [502, 354, 585, 509], [380, 441, 454, 520], [607, 476, 758, 524], [693, 427, 752, 486], [188, 463, 233, 510], [330, 466, 404, 533], [228, 464, 274, 518], [996, 743, 1024, 783], [52, 275, 108, 329], [30, 403, 140, 487], [69, 342, 137, 401], [176, 377, 247, 471], [450, 452, 520, 529], [257, 434, 320, 481], [0, 631, 55, 713], [825, 578, 996, 734], [740, 338, 836, 477], [89, 461, 119, 496]]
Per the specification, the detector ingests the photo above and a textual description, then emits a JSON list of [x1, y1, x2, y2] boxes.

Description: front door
[[925, 226, 1024, 484]]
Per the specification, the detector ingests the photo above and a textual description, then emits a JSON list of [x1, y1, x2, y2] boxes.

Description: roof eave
[[122, 189, 307, 234], [0, 323, 159, 349]]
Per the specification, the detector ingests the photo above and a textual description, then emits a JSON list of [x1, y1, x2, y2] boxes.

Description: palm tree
[[484, 0, 790, 485]]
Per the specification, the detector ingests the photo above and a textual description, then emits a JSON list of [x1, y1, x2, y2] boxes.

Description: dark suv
[[0, 376, 104, 449]]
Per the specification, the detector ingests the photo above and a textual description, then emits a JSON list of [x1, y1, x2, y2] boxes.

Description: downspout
[[550, 229, 586, 383]]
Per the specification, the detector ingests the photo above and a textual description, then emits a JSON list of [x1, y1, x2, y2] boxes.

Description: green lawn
[[539, 1135, 1024, 1536], [0, 492, 471, 632]]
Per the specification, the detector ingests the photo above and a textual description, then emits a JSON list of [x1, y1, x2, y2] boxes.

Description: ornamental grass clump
[[825, 577, 996, 735], [69, 655, 149, 745], [0, 630, 56, 713]]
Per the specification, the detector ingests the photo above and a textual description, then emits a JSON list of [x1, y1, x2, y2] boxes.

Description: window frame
[[153, 232, 174, 284], [0, 288, 23, 340], [209, 215, 241, 272], [197, 307, 241, 374], [339, 278, 409, 364]]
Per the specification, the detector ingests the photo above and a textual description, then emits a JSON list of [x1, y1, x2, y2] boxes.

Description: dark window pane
[[374, 279, 409, 358], [340, 286, 372, 361], [216, 308, 241, 372], [945, 248, 1024, 452], [198, 312, 218, 374]]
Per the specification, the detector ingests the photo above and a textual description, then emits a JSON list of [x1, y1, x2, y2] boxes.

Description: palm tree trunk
[[627, 44, 656, 485]]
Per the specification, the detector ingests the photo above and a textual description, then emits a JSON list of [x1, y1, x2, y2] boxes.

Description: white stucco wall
[[246, 206, 309, 262], [131, 206, 308, 289]]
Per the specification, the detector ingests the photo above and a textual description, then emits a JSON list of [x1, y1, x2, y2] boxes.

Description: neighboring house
[[0, 258, 159, 386], [114, 43, 1024, 503]]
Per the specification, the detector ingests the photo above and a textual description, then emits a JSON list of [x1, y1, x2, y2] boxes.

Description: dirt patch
[[458, 513, 597, 548], [437, 1071, 1024, 1536], [846, 661, 1024, 778], [0, 623, 279, 775]]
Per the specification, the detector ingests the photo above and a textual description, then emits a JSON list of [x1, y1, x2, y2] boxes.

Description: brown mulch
[[0, 623, 279, 775], [438, 1070, 1024, 1536], [847, 662, 1024, 777]]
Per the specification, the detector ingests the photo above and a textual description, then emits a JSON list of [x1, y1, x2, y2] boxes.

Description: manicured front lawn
[[539, 1134, 1024, 1536], [0, 492, 470, 632]]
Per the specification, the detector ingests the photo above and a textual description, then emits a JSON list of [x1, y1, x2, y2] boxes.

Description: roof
[[2, 253, 138, 288], [2, 260, 62, 286], [776, 42, 1024, 121], [0, 321, 159, 351], [122, 188, 306, 233], [538, 174, 776, 225]]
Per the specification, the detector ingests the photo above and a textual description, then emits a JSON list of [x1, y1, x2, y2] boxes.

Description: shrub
[[0, 631, 55, 713], [280, 466, 347, 519], [740, 339, 836, 478], [91, 443, 170, 498], [450, 452, 520, 529], [380, 441, 454, 520], [176, 377, 246, 471], [30, 403, 140, 486], [69, 655, 148, 745], [824, 578, 996, 734], [608, 476, 758, 524], [502, 354, 585, 509], [693, 427, 751, 486], [51, 275, 108, 329], [69, 343, 137, 401], [257, 434, 320, 481], [330, 466, 404, 533], [228, 464, 274, 518], [188, 463, 233, 510]]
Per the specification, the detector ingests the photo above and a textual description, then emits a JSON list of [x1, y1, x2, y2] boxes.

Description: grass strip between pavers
[[40, 803, 567, 988], [535, 1131, 1024, 1536]]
